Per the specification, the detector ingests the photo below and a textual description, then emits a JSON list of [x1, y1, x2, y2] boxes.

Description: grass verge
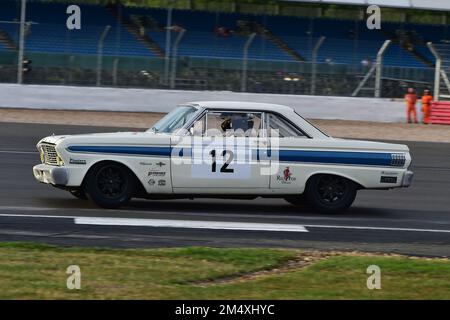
[[0, 242, 449, 299]]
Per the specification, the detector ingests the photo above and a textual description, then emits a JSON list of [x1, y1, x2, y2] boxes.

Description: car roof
[[187, 101, 293, 112]]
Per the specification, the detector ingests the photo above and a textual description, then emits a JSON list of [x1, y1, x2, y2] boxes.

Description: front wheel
[[84, 163, 136, 209], [305, 174, 357, 213]]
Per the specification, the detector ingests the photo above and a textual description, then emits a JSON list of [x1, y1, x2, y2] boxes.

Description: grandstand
[[0, 2, 153, 57], [0, 0, 447, 96]]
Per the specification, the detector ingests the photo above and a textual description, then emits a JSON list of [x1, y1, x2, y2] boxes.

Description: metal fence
[[0, 0, 443, 98], [0, 49, 435, 98], [426, 42, 450, 101], [0, 18, 436, 98]]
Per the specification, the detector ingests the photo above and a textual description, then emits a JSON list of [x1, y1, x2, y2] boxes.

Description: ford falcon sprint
[[33, 101, 413, 213]]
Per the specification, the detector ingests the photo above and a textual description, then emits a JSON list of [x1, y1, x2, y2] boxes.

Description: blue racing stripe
[[67, 146, 394, 166], [67, 145, 171, 156], [278, 150, 392, 166]]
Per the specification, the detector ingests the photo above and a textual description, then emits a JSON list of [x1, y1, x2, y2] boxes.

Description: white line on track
[[0, 213, 307, 232], [3, 205, 447, 224], [0, 205, 360, 221], [0, 150, 35, 154], [303, 224, 450, 233], [1, 213, 450, 234], [0, 213, 75, 219], [74, 217, 309, 232]]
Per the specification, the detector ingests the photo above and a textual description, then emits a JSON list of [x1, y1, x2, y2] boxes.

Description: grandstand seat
[[122, 6, 293, 61], [0, 0, 444, 68], [0, 1, 154, 57]]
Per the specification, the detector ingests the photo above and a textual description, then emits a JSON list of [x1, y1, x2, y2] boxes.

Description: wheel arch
[[305, 171, 365, 190], [81, 159, 147, 196]]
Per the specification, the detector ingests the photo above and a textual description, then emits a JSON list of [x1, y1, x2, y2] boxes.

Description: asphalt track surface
[[0, 122, 449, 257]]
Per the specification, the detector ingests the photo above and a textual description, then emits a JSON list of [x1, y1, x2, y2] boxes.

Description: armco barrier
[[0, 84, 405, 123], [430, 101, 450, 125]]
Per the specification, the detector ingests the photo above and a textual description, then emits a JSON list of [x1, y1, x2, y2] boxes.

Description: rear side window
[[266, 113, 305, 138]]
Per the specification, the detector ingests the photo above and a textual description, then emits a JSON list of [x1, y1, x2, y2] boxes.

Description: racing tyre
[[69, 188, 88, 200], [84, 163, 136, 209], [305, 174, 357, 213]]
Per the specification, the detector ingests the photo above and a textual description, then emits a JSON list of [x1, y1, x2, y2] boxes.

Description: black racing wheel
[[305, 174, 357, 213], [84, 162, 136, 209]]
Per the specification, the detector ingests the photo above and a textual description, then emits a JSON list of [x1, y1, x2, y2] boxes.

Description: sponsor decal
[[148, 179, 155, 186], [156, 161, 166, 167], [276, 167, 296, 184], [69, 158, 86, 165], [148, 171, 166, 177], [158, 179, 166, 186], [140, 162, 153, 166], [380, 176, 397, 184], [381, 171, 398, 176]]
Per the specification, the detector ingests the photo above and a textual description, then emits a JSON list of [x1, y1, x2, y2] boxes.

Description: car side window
[[266, 113, 305, 138], [191, 111, 262, 137]]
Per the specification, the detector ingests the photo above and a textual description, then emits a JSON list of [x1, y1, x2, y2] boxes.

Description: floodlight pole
[[96, 25, 111, 87], [164, 3, 174, 86], [17, 0, 27, 84], [241, 32, 256, 92], [310, 36, 325, 95], [427, 42, 442, 101], [170, 28, 186, 89], [374, 40, 391, 98]]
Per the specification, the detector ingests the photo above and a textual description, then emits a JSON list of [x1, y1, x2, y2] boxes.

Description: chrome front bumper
[[33, 164, 69, 186], [402, 170, 414, 187]]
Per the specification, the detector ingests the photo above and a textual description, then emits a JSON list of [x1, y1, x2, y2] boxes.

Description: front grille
[[40, 143, 59, 166], [391, 153, 406, 167]]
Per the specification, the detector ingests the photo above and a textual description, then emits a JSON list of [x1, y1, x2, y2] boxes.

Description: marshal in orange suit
[[421, 89, 433, 124], [405, 88, 418, 124]]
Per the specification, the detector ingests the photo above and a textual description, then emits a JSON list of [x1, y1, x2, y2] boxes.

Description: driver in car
[[220, 114, 254, 136]]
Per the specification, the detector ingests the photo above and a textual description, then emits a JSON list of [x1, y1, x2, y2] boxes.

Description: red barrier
[[430, 101, 450, 125]]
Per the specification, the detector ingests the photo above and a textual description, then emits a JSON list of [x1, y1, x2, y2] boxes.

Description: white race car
[[33, 101, 413, 212]]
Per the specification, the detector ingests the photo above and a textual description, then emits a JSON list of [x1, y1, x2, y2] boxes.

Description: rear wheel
[[84, 163, 136, 209], [305, 174, 357, 213]]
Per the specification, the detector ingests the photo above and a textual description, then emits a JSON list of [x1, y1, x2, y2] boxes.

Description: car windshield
[[149, 105, 198, 133]]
